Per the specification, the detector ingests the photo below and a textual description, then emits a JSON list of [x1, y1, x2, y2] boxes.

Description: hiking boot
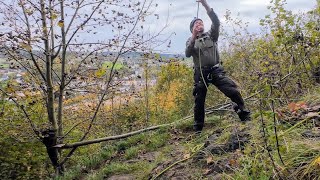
[[237, 109, 251, 122], [233, 104, 251, 122]]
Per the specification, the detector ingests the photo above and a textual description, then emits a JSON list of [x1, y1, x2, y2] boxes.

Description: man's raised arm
[[198, 0, 220, 41]]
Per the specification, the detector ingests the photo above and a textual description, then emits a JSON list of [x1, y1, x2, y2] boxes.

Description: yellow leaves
[[58, 20, 64, 27], [19, 42, 32, 51], [95, 68, 106, 78], [6, 86, 15, 93], [311, 156, 320, 167], [151, 80, 184, 112], [51, 14, 58, 20], [26, 90, 41, 97], [53, 57, 62, 64]]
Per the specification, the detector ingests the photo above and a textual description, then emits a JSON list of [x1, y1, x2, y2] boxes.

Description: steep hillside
[[59, 88, 320, 179]]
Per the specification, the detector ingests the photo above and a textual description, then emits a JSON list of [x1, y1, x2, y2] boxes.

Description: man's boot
[[233, 104, 251, 122]]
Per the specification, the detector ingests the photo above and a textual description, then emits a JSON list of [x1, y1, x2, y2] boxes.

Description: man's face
[[193, 20, 204, 33]]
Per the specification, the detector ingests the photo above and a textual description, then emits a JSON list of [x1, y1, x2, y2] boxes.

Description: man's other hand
[[196, 0, 207, 6], [196, 0, 211, 12]]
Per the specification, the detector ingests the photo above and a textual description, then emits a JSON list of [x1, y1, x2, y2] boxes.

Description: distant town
[[0, 52, 190, 99]]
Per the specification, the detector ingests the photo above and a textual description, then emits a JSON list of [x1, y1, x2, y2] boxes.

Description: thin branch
[[60, 119, 88, 140], [59, 0, 155, 165], [258, 81, 284, 180], [4, 48, 39, 80], [64, 46, 110, 87], [65, 0, 105, 49], [20, 0, 46, 82], [0, 88, 40, 139]]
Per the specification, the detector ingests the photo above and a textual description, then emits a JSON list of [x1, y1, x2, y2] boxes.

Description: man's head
[[190, 18, 204, 33]]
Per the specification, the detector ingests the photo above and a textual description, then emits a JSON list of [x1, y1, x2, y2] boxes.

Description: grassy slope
[[58, 116, 222, 180], [58, 88, 320, 180]]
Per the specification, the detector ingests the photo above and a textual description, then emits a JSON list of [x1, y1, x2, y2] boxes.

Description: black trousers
[[193, 65, 245, 131]]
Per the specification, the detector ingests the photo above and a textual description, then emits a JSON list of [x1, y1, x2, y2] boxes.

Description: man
[[185, 0, 250, 133]]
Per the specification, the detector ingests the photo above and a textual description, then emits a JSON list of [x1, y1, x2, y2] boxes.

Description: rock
[[305, 112, 320, 119], [309, 105, 320, 112], [138, 152, 159, 162], [205, 144, 227, 155], [205, 134, 220, 147], [302, 129, 320, 138], [227, 133, 250, 151]]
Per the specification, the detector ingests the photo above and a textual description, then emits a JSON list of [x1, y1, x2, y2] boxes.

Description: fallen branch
[[54, 115, 194, 149], [206, 89, 264, 113], [55, 124, 166, 148]]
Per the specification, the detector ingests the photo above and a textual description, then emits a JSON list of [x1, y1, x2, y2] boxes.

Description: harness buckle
[[206, 64, 220, 81]]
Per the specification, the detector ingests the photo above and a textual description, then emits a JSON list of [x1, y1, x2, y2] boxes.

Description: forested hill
[[0, 0, 319, 179]]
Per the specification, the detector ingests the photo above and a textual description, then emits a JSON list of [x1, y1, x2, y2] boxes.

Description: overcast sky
[[153, 0, 318, 54], [0, 0, 317, 54]]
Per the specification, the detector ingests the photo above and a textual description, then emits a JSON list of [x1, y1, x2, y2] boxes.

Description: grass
[[227, 92, 320, 180], [60, 86, 320, 179], [60, 129, 172, 179], [124, 146, 140, 160], [87, 161, 154, 180], [56, 145, 117, 180], [145, 132, 170, 151], [83, 130, 172, 179]]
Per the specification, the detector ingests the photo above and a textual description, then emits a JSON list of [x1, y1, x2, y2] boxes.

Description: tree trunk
[[144, 59, 150, 124], [40, 0, 59, 174], [58, 0, 66, 155]]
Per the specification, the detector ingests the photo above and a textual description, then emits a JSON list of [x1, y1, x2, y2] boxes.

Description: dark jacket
[[185, 9, 220, 68]]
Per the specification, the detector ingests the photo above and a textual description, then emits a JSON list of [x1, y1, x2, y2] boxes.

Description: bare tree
[[0, 0, 169, 175]]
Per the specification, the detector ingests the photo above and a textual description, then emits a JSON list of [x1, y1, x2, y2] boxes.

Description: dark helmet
[[190, 17, 203, 32]]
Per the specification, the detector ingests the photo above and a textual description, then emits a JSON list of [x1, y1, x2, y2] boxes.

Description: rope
[[196, 1, 208, 90], [199, 48, 209, 90], [195, 0, 217, 91], [197, 2, 200, 18]]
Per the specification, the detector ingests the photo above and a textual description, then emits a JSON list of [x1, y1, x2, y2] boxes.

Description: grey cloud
[[155, 0, 317, 53]]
